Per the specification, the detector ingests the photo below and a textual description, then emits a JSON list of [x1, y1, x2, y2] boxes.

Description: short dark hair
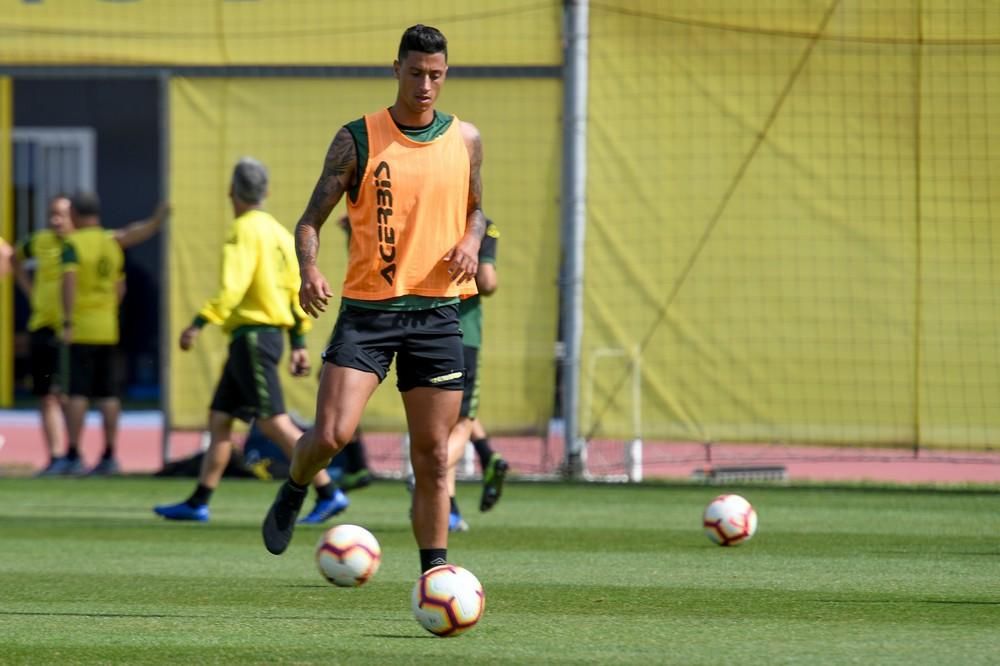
[[70, 191, 101, 217], [397, 24, 447, 62], [231, 157, 269, 204]]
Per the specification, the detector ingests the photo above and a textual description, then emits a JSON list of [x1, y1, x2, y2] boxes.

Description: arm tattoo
[[466, 128, 486, 239], [295, 127, 356, 268]]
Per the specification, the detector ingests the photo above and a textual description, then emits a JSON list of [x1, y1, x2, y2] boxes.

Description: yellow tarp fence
[[585, 1, 1000, 449]]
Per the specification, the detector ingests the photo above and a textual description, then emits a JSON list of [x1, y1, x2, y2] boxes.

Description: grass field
[[0, 477, 997, 664]]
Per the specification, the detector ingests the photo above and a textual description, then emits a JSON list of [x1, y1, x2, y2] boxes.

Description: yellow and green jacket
[[194, 209, 311, 347]]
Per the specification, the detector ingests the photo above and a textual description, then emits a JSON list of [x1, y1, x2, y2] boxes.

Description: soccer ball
[[703, 494, 758, 546], [315, 524, 381, 587], [411, 564, 485, 637]]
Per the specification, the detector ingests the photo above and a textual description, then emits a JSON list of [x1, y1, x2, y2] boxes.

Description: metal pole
[[157, 69, 172, 465], [559, 0, 588, 478]]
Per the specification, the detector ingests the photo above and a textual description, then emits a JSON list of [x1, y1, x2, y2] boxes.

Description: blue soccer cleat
[[36, 457, 72, 477], [449, 511, 470, 532], [38, 456, 87, 477], [88, 458, 121, 477], [153, 501, 210, 522], [298, 488, 350, 524]]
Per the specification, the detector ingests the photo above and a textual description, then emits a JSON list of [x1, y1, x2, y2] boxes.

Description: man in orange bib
[[262, 24, 486, 574]]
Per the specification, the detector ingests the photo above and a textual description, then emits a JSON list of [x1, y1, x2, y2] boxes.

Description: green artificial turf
[[0, 477, 997, 664]]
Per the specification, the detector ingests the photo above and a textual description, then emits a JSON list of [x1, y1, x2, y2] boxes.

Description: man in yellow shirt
[[262, 25, 486, 575], [13, 195, 76, 474], [154, 157, 346, 523], [62, 193, 168, 475]]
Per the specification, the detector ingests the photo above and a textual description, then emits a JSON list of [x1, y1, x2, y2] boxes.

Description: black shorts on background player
[[30, 327, 63, 396], [67, 344, 121, 399], [210, 328, 286, 421]]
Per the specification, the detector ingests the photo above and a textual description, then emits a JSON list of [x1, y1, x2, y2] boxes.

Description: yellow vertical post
[[0, 76, 12, 406]]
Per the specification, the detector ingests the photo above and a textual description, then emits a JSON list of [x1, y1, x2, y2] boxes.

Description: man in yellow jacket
[[154, 157, 346, 522]]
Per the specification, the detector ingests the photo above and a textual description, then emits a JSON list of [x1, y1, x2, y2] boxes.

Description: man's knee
[[411, 442, 448, 478], [40, 393, 61, 409], [207, 410, 234, 441], [311, 423, 355, 457]]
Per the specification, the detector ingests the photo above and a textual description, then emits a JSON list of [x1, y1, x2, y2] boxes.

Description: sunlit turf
[[0, 477, 997, 664]]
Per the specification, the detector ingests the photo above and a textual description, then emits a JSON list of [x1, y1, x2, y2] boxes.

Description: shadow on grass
[[0, 610, 413, 621], [870, 549, 1000, 557], [365, 633, 434, 639], [816, 599, 1000, 606]]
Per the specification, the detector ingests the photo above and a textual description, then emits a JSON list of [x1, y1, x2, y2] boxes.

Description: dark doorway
[[13, 77, 162, 404]]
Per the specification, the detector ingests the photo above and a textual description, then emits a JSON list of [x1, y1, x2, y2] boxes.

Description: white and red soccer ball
[[411, 564, 486, 637], [703, 494, 758, 546], [315, 524, 382, 587]]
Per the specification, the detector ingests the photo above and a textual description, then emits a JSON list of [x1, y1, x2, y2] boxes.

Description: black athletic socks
[[420, 548, 448, 573], [187, 484, 214, 507], [472, 437, 493, 471], [262, 480, 308, 555]]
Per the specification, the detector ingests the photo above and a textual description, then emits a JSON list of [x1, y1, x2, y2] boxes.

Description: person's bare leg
[[404, 387, 462, 551], [257, 413, 332, 488], [289, 365, 379, 485], [96, 397, 121, 460], [469, 418, 487, 441], [153, 410, 232, 520], [445, 417, 475, 497], [64, 395, 88, 458], [262, 364, 378, 555], [197, 410, 235, 488], [40, 393, 65, 459]]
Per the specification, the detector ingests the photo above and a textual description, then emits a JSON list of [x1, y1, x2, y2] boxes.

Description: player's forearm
[[116, 205, 168, 249], [116, 218, 160, 248], [466, 208, 487, 241], [199, 243, 254, 324], [462, 121, 486, 242], [198, 282, 247, 326], [296, 128, 356, 270], [295, 221, 323, 270]]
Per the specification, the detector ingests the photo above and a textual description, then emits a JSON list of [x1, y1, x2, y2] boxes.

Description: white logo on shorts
[[429, 371, 463, 384]]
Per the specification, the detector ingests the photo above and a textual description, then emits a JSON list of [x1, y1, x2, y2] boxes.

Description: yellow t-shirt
[[17, 229, 64, 331], [197, 209, 311, 341], [62, 227, 124, 344]]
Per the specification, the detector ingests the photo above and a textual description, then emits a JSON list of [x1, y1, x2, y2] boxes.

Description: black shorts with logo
[[68, 343, 121, 399], [460, 345, 481, 419], [322, 303, 465, 392], [210, 327, 286, 422], [30, 327, 64, 396]]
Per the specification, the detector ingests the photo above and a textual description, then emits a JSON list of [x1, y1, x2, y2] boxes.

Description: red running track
[[1, 410, 998, 485]]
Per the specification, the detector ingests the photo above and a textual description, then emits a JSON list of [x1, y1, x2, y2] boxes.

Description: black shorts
[[460, 345, 481, 419], [30, 327, 64, 396], [322, 303, 465, 392], [210, 328, 286, 422], [68, 343, 121, 399]]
